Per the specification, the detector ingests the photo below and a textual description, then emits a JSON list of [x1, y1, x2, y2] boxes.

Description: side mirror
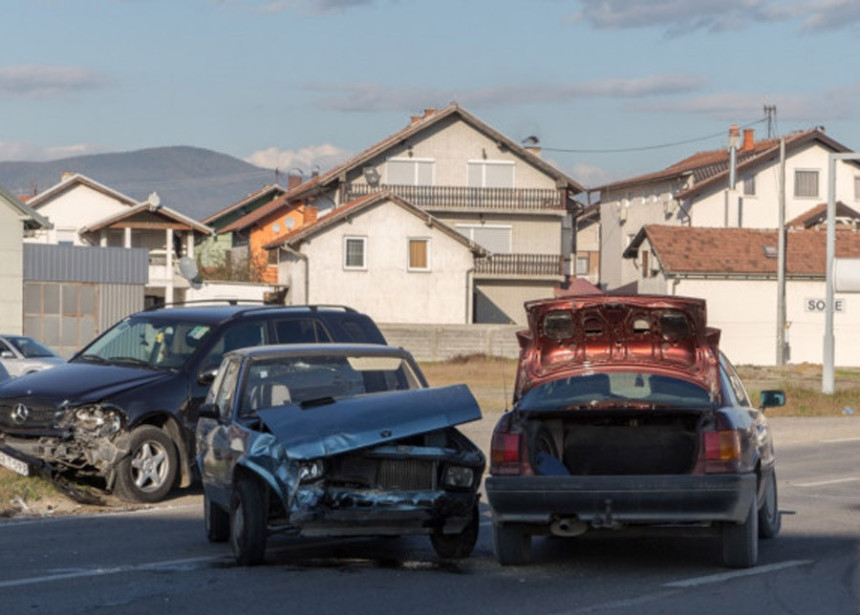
[[760, 390, 786, 410], [197, 402, 221, 420], [0, 351, 14, 359], [197, 365, 219, 385]]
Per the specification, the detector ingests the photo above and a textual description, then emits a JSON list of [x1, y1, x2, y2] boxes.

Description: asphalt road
[[0, 418, 857, 615]]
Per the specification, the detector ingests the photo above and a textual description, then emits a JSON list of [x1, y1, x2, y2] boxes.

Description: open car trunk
[[525, 409, 706, 476]]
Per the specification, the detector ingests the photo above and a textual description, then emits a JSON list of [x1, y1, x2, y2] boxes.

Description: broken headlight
[[72, 405, 123, 437], [442, 465, 475, 489], [298, 459, 324, 484]]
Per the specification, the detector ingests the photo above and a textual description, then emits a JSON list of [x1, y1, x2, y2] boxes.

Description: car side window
[[0, 340, 10, 354], [719, 352, 751, 408], [201, 321, 268, 371], [213, 358, 242, 421], [275, 318, 331, 343]]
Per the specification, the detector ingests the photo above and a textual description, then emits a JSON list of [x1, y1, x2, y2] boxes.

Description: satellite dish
[[178, 256, 203, 289], [148, 192, 161, 208], [285, 217, 295, 229], [363, 166, 381, 187]]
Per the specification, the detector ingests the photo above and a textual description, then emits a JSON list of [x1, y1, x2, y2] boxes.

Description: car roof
[[134, 303, 361, 326], [231, 343, 412, 361]]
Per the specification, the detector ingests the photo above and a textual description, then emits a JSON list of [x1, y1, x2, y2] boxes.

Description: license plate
[[0, 449, 30, 476]]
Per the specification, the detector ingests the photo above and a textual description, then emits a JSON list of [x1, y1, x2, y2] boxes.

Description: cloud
[[0, 141, 107, 162], [0, 65, 109, 100], [218, 0, 375, 14], [304, 75, 707, 112], [245, 143, 351, 172], [569, 0, 860, 34], [630, 83, 860, 121]]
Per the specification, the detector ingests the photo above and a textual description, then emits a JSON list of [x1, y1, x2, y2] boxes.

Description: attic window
[[763, 245, 778, 259]]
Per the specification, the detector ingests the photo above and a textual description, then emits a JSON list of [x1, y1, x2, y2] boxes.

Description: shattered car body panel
[[196, 344, 485, 565]]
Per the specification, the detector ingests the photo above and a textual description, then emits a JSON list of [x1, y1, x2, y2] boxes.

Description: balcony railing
[[345, 183, 563, 212], [474, 253, 563, 277]]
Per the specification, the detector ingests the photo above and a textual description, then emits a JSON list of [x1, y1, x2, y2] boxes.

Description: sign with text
[[805, 298, 845, 313]]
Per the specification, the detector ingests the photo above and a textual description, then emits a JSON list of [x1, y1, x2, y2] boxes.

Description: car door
[[198, 355, 244, 501]]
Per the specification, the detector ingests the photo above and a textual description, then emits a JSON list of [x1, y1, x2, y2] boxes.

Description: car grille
[[0, 400, 62, 430], [377, 459, 436, 491]]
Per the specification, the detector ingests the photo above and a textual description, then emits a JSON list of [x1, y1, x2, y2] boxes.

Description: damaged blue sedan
[[196, 343, 485, 566]]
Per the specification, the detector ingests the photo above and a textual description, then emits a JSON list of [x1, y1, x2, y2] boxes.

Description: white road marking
[[795, 477, 859, 488], [0, 555, 221, 589], [664, 560, 813, 588], [822, 437, 860, 443]]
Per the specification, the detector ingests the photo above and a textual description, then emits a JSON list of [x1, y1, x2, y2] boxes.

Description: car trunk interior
[[526, 410, 704, 476]]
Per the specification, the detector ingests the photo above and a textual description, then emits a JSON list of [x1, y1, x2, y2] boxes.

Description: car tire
[[722, 497, 758, 568], [113, 425, 178, 503], [758, 471, 781, 539], [231, 476, 267, 566], [430, 503, 480, 559], [205, 492, 230, 543], [493, 523, 531, 566]]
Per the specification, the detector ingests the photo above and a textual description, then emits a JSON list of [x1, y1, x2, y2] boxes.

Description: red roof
[[630, 225, 860, 276]]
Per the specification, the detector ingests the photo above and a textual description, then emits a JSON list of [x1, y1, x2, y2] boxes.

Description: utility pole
[[764, 105, 777, 139], [776, 138, 786, 364]]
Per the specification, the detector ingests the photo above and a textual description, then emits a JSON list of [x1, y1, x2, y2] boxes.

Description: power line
[[542, 117, 768, 155]]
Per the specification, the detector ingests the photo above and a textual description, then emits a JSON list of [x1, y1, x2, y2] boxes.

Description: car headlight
[[443, 465, 475, 489], [73, 405, 123, 437], [298, 460, 324, 483]]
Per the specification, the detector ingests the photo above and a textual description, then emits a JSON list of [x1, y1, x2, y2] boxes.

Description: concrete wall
[[379, 323, 521, 361], [282, 198, 476, 324]]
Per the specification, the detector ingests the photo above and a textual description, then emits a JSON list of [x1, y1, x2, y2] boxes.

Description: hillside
[[0, 146, 277, 221]]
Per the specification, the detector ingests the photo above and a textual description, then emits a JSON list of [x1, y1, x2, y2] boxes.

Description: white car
[[0, 335, 65, 377]]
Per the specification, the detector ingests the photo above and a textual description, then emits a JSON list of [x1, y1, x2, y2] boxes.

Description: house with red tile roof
[[264, 191, 488, 324], [258, 104, 585, 325], [624, 224, 860, 364], [595, 126, 860, 292]]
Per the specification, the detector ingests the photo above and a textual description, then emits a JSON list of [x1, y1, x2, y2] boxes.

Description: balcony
[[474, 253, 563, 278], [345, 183, 564, 212]]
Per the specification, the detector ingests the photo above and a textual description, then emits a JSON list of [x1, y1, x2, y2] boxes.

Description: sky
[[3, 0, 860, 189]]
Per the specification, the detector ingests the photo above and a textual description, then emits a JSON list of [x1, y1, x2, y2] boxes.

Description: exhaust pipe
[[550, 517, 588, 537]]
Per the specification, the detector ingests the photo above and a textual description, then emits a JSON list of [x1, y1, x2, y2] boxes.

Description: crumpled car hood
[[0, 362, 172, 404], [257, 384, 481, 460], [515, 294, 721, 400]]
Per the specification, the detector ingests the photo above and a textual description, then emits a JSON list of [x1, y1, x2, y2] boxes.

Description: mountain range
[[0, 146, 281, 221]]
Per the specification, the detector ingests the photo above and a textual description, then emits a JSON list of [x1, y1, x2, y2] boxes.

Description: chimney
[[61, 171, 75, 182], [423, 108, 435, 119], [525, 145, 542, 158], [287, 172, 303, 190], [728, 125, 740, 149], [302, 205, 318, 225], [742, 128, 755, 151], [410, 115, 422, 125]]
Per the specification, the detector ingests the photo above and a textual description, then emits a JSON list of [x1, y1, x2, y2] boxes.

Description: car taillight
[[491, 432, 523, 476], [703, 430, 741, 473]]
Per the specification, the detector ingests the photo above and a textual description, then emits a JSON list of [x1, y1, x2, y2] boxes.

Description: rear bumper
[[486, 473, 756, 526]]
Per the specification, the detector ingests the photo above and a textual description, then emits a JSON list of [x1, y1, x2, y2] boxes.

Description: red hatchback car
[[486, 295, 785, 568]]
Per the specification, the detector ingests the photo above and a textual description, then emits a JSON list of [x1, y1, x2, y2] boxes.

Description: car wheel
[[493, 523, 531, 566], [230, 476, 267, 566], [758, 471, 781, 539], [113, 425, 178, 503], [722, 497, 759, 568], [430, 503, 480, 559], [205, 491, 230, 543]]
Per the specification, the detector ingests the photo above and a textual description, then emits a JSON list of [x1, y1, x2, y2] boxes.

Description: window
[[854, 176, 860, 201], [267, 247, 278, 266], [386, 158, 434, 185], [455, 225, 512, 254], [575, 255, 589, 275], [743, 174, 756, 196], [408, 238, 430, 271], [275, 319, 331, 343], [467, 160, 514, 188], [795, 169, 819, 198], [344, 237, 366, 269]]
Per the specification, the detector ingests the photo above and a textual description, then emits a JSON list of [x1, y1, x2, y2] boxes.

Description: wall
[[379, 323, 521, 361], [0, 203, 23, 334], [282, 199, 476, 324], [473, 279, 558, 326], [29, 184, 129, 245], [186, 280, 273, 302]]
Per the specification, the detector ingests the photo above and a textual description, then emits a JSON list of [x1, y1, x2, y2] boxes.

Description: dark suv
[[0, 303, 386, 503]]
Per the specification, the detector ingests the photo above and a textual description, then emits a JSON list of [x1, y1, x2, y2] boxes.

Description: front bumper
[[486, 473, 756, 527]]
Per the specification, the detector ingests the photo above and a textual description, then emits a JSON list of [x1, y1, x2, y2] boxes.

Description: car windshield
[[6, 336, 58, 358], [519, 372, 713, 411], [75, 317, 212, 369], [239, 353, 423, 414]]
